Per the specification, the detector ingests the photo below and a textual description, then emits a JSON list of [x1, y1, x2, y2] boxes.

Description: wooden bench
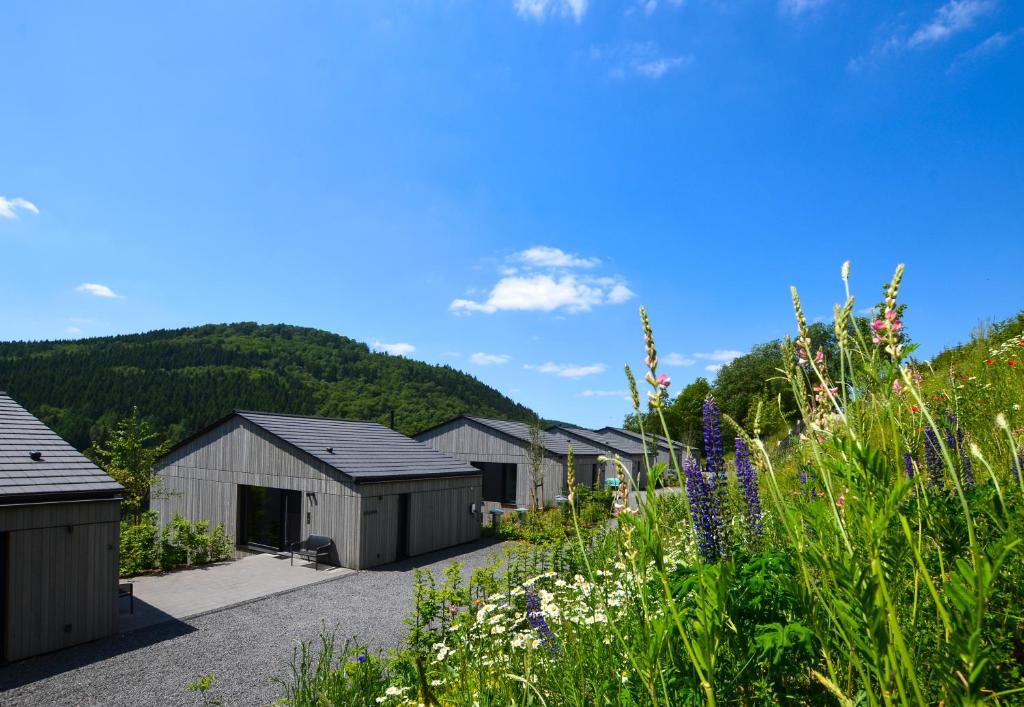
[[289, 535, 333, 570]]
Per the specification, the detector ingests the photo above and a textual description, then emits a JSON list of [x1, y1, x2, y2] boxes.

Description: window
[[476, 462, 518, 504]]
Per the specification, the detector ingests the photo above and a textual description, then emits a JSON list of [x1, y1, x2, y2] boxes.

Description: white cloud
[[514, 0, 587, 23], [580, 389, 628, 397], [596, 42, 693, 80], [704, 364, 723, 373], [780, 0, 828, 16], [851, 0, 996, 70], [0, 197, 39, 220], [518, 246, 599, 269], [451, 274, 633, 314], [76, 283, 121, 299], [634, 55, 693, 78], [949, 28, 1023, 70], [636, 0, 684, 16], [470, 352, 511, 365], [65, 326, 82, 336], [665, 352, 696, 366], [694, 349, 744, 363], [525, 362, 606, 378], [372, 341, 416, 356], [908, 0, 995, 48]]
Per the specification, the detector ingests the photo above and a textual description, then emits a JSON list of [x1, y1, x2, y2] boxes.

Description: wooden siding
[[417, 419, 598, 507], [0, 499, 120, 661], [153, 417, 481, 570]]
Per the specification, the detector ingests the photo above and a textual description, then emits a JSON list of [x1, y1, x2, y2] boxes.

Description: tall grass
[[279, 264, 1024, 706]]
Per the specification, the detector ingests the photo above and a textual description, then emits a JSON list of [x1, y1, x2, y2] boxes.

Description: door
[[238, 486, 302, 551], [396, 493, 410, 560], [0, 532, 6, 662]]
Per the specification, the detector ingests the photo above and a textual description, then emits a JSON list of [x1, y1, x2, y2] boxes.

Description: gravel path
[[0, 540, 512, 707]]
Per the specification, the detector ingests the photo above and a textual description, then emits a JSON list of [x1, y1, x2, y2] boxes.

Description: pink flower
[[871, 320, 886, 332], [892, 379, 903, 394], [885, 309, 898, 321], [814, 350, 824, 364], [891, 320, 903, 332], [872, 336, 882, 344], [656, 373, 671, 388]]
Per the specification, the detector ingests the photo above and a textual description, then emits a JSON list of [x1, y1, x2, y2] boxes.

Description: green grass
[[277, 265, 1024, 706]]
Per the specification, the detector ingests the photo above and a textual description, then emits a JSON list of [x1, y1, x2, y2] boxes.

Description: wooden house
[[414, 416, 604, 509], [0, 392, 122, 662], [547, 426, 650, 490], [151, 411, 482, 569]]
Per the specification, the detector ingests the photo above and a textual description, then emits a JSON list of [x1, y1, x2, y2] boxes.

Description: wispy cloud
[[694, 349, 744, 363], [634, 55, 693, 78], [851, 0, 997, 70], [450, 246, 633, 315], [704, 364, 723, 373], [65, 326, 82, 336], [949, 27, 1022, 71], [579, 389, 629, 397], [514, 0, 587, 23], [470, 352, 511, 365], [598, 43, 693, 79], [665, 353, 696, 366], [525, 362, 606, 378], [518, 246, 599, 269], [779, 0, 829, 17], [372, 340, 416, 356], [0, 196, 39, 220], [908, 0, 995, 47], [633, 0, 685, 16], [76, 283, 121, 299]]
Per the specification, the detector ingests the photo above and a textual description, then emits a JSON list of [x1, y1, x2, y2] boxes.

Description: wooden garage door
[[5, 522, 118, 661]]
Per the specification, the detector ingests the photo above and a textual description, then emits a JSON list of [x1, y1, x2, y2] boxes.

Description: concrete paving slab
[[118, 552, 353, 632]]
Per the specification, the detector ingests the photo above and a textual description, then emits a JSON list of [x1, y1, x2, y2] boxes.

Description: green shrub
[[120, 512, 233, 575], [119, 510, 160, 576]]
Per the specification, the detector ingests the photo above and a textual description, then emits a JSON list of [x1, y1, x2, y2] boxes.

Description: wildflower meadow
[[278, 263, 1024, 706]]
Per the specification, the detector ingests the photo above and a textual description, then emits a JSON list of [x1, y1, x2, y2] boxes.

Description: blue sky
[[2, 0, 1022, 428]]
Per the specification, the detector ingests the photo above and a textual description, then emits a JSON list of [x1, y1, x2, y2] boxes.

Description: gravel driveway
[[0, 540, 512, 707]]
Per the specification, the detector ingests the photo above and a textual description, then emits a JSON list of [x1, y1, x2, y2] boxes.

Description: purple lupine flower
[[923, 427, 943, 489], [735, 437, 762, 537], [525, 587, 560, 655], [945, 413, 974, 491], [703, 397, 727, 495], [684, 454, 721, 560], [903, 451, 915, 480]]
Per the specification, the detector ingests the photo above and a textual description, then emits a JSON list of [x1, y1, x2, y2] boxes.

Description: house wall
[[153, 417, 481, 569], [0, 498, 120, 661], [416, 419, 599, 507]]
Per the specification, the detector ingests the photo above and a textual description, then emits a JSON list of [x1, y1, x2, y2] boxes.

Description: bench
[[290, 534, 333, 570], [119, 582, 134, 614]]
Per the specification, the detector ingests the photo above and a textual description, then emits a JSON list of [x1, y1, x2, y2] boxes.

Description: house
[[547, 426, 649, 490], [0, 391, 123, 662], [414, 416, 604, 509], [597, 426, 692, 471], [151, 411, 482, 569]]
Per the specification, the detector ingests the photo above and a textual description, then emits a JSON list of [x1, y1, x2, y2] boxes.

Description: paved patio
[[119, 552, 354, 632], [0, 539, 509, 707]]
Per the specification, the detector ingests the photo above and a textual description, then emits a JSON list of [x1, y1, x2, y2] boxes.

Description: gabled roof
[[0, 391, 123, 502], [200, 411, 480, 483], [460, 416, 604, 456], [548, 426, 646, 456], [597, 426, 688, 453]]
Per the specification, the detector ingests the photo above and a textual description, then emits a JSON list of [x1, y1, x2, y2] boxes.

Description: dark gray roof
[[463, 417, 604, 456], [0, 391, 123, 501], [237, 411, 480, 483], [549, 426, 646, 456], [598, 426, 688, 453]]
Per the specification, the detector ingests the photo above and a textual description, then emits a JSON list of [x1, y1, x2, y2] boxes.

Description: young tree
[[527, 419, 545, 510], [89, 407, 169, 521]]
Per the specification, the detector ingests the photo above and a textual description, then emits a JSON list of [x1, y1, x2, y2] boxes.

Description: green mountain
[[0, 322, 537, 451]]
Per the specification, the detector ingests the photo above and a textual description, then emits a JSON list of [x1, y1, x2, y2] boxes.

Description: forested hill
[[0, 323, 538, 451]]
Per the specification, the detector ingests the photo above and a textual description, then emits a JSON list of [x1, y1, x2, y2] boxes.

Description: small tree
[[90, 407, 169, 521], [527, 419, 545, 510]]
